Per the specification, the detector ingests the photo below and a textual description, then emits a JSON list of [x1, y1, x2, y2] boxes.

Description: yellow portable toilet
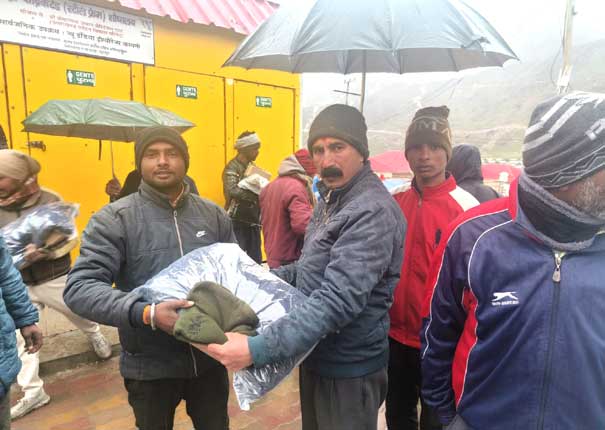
[[0, 0, 300, 235]]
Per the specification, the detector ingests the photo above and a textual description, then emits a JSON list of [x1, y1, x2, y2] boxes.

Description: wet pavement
[[11, 356, 301, 430]]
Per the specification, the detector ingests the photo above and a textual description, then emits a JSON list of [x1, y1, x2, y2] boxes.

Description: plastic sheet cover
[[0, 202, 79, 269], [136, 243, 309, 410]]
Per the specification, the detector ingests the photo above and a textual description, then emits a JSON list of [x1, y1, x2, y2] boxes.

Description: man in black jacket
[[200, 105, 406, 430], [65, 126, 235, 430], [446, 144, 499, 203], [222, 131, 262, 263]]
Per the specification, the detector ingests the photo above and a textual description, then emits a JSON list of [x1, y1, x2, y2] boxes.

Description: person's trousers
[[16, 275, 100, 399], [0, 392, 9, 430], [232, 221, 262, 264], [299, 363, 387, 430], [386, 338, 442, 430], [124, 366, 229, 430]]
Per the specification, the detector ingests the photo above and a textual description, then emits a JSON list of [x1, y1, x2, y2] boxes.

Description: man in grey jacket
[[64, 126, 236, 430], [199, 105, 406, 430]]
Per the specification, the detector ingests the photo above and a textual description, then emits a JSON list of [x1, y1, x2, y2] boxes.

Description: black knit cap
[[307, 104, 369, 160], [135, 126, 190, 171]]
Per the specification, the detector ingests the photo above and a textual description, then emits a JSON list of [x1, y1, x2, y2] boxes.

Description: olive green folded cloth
[[174, 281, 259, 345]]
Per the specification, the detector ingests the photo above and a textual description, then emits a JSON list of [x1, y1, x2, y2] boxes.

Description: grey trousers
[[0, 391, 10, 430], [300, 364, 387, 430]]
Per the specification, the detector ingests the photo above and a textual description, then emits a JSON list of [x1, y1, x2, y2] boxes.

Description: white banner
[[0, 0, 155, 64]]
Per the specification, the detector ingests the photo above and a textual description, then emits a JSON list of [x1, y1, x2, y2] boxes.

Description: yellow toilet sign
[[255, 96, 272, 108], [176, 85, 198, 99], [66, 70, 96, 87]]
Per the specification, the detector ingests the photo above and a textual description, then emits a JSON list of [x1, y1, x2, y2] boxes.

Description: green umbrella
[[22, 98, 195, 176]]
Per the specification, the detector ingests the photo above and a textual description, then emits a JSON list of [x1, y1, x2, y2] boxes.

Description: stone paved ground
[[11, 356, 301, 430]]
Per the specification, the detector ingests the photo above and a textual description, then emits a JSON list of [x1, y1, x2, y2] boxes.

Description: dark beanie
[[135, 126, 190, 171], [523, 91, 605, 189], [405, 106, 453, 160], [307, 104, 369, 160]]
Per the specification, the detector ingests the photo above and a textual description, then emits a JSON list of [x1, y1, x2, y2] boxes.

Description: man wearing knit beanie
[[387, 106, 477, 430], [421, 92, 605, 430], [197, 104, 406, 430], [65, 126, 236, 430]]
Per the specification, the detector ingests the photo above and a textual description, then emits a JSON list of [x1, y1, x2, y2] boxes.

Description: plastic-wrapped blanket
[[135, 243, 310, 410], [0, 202, 79, 269]]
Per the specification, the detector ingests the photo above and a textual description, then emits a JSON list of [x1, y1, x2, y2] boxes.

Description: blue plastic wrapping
[[135, 242, 309, 410], [0, 202, 79, 269]]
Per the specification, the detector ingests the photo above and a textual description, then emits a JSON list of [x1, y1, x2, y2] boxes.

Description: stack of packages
[[135, 243, 311, 410]]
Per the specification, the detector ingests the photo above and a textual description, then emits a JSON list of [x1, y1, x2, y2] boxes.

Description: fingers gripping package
[[0, 202, 79, 268], [135, 243, 310, 410]]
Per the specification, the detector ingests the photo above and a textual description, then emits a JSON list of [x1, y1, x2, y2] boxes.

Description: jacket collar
[[317, 162, 373, 205], [139, 180, 190, 210], [411, 174, 457, 199]]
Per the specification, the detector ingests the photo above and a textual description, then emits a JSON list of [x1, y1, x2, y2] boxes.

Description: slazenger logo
[[491, 292, 519, 306], [196, 231, 206, 238]]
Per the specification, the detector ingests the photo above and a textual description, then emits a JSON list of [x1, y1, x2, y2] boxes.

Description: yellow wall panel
[[20, 48, 133, 234], [153, 20, 300, 90], [2, 44, 27, 150], [144, 67, 227, 205], [232, 81, 295, 179], [0, 46, 10, 146]]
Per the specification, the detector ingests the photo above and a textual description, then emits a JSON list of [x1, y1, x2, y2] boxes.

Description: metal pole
[[557, 0, 576, 94], [360, 72, 366, 113]]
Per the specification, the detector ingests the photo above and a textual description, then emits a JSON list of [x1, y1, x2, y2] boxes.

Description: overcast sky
[[299, 0, 605, 105]]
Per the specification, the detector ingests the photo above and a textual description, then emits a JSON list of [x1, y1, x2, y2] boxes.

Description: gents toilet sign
[[66, 70, 96, 87]]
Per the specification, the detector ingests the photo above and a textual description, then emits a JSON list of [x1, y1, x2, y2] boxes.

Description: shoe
[[10, 390, 50, 420], [88, 332, 112, 359]]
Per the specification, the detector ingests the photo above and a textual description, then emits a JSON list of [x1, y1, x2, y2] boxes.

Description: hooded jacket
[[389, 175, 478, 349], [421, 182, 605, 429], [447, 145, 499, 203], [259, 156, 313, 268], [248, 163, 406, 378], [65, 181, 236, 380], [0, 237, 38, 398]]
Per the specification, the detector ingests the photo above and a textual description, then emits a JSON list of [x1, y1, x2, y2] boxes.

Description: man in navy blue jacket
[[421, 92, 605, 430]]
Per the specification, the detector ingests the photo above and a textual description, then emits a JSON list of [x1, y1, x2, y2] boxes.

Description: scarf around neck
[[518, 173, 605, 251], [0, 176, 41, 209]]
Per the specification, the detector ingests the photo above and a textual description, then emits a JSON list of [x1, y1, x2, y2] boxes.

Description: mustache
[[321, 166, 343, 178]]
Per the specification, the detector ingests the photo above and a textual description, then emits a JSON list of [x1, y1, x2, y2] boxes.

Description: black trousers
[[386, 338, 442, 430], [232, 220, 262, 264], [299, 363, 387, 430], [124, 367, 229, 430]]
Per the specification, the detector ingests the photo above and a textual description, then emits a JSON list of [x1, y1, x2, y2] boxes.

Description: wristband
[[150, 302, 157, 331], [142, 305, 151, 325]]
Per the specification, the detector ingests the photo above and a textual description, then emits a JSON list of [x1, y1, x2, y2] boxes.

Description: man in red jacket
[[259, 149, 316, 268], [387, 106, 478, 430]]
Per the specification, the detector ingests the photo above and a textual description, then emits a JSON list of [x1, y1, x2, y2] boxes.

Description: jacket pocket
[[118, 327, 141, 354]]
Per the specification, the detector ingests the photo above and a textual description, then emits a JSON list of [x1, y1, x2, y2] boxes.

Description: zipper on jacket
[[173, 210, 184, 257], [537, 251, 565, 428], [172, 209, 198, 376]]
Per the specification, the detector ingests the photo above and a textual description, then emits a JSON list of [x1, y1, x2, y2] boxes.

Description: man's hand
[[20, 324, 43, 354], [193, 332, 253, 371], [153, 300, 194, 335], [105, 178, 122, 198], [23, 244, 49, 263]]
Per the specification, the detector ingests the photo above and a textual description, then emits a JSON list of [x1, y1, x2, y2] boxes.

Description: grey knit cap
[[307, 104, 369, 160], [523, 91, 605, 189]]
